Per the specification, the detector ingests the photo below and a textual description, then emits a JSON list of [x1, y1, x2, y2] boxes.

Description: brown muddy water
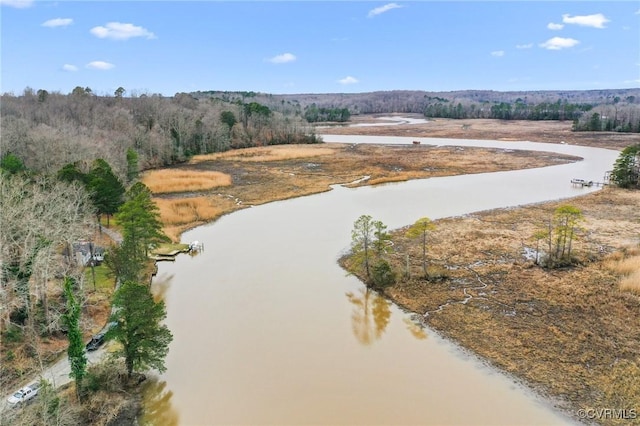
[[143, 136, 618, 425]]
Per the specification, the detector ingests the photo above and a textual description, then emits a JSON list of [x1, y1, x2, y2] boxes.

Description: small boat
[[189, 241, 204, 252]]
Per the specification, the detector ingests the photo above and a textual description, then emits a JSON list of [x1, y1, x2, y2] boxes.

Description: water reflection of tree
[[403, 317, 428, 340], [150, 273, 174, 303], [346, 287, 392, 345], [346, 288, 429, 344], [139, 377, 180, 426]]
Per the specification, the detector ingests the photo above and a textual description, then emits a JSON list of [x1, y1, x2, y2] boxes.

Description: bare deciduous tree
[[0, 174, 94, 333]]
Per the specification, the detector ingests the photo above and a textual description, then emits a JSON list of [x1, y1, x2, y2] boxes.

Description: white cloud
[[86, 61, 115, 70], [268, 53, 296, 64], [636, 9, 640, 15], [368, 3, 403, 18], [547, 22, 564, 30], [338, 76, 359, 85], [539, 37, 580, 50], [491, 50, 505, 57], [516, 43, 533, 49], [90, 22, 156, 40], [62, 64, 78, 72], [562, 13, 610, 29], [42, 18, 73, 28], [0, 0, 33, 8]]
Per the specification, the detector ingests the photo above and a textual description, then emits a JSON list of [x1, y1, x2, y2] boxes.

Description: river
[[143, 135, 619, 425]]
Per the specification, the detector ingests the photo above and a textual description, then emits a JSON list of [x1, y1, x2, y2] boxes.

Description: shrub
[[426, 265, 450, 281], [2, 324, 23, 343], [85, 359, 127, 393], [9, 307, 28, 326], [371, 260, 396, 288]]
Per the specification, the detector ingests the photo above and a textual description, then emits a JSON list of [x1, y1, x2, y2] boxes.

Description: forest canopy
[[0, 88, 321, 178]]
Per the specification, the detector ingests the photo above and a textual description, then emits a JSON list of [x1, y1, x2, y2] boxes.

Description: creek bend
[[144, 135, 618, 425]]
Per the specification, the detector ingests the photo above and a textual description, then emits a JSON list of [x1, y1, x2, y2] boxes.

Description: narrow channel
[[143, 135, 618, 425]]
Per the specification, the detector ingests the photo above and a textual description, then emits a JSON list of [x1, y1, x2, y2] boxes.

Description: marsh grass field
[[149, 138, 581, 241], [142, 169, 232, 194]]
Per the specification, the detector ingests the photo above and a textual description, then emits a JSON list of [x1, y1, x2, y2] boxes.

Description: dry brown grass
[[366, 176, 408, 186], [84, 289, 112, 334], [154, 195, 240, 241], [149, 142, 582, 243], [142, 169, 232, 194], [191, 145, 337, 163], [365, 171, 431, 186], [607, 255, 640, 276], [155, 196, 232, 225], [605, 248, 640, 294], [620, 270, 640, 293]]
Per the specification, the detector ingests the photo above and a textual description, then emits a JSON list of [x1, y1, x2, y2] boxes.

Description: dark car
[[86, 332, 105, 351]]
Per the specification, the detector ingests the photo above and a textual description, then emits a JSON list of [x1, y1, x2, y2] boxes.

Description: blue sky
[[1, 1, 639, 96]]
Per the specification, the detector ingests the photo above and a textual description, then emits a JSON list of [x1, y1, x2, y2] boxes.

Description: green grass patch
[[99, 214, 119, 227], [151, 242, 190, 256], [84, 264, 114, 292]]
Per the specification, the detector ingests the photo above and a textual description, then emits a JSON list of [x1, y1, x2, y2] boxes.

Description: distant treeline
[[422, 97, 640, 133], [423, 99, 594, 120], [195, 88, 640, 114], [303, 104, 351, 123], [196, 89, 640, 133], [1, 87, 320, 179]]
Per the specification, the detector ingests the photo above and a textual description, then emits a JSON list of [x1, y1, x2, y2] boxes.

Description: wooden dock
[[571, 178, 607, 188]]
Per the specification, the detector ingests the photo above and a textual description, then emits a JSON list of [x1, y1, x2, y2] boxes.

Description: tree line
[[611, 143, 640, 189], [424, 99, 594, 121], [422, 98, 640, 133], [303, 104, 351, 123], [1, 87, 321, 179], [195, 88, 640, 118], [196, 89, 640, 133]]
